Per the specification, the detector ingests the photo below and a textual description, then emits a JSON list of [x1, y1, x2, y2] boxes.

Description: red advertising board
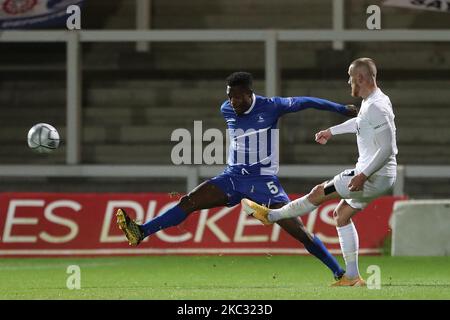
[[0, 192, 404, 257]]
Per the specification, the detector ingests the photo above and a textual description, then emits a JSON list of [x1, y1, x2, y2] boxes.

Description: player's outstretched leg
[[244, 181, 340, 224], [242, 200, 345, 280], [241, 189, 345, 280], [276, 217, 345, 280], [269, 181, 340, 221], [331, 200, 366, 287], [116, 181, 228, 246]]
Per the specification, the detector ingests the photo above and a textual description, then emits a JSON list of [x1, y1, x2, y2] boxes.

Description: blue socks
[[140, 204, 188, 238], [304, 235, 345, 279]]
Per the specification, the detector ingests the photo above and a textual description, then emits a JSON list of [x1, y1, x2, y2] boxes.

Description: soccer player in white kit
[[242, 58, 398, 286]]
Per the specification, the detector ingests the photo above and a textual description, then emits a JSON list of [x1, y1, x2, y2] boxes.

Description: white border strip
[[0, 248, 381, 256]]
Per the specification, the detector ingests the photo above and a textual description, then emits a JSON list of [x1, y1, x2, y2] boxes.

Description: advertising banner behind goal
[[0, 192, 404, 257]]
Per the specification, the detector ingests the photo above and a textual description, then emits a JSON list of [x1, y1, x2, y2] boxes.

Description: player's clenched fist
[[315, 129, 332, 145]]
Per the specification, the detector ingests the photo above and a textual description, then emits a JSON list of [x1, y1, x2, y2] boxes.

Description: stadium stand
[[1, 0, 449, 197]]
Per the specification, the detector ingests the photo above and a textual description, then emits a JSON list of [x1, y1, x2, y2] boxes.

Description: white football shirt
[[356, 88, 398, 177]]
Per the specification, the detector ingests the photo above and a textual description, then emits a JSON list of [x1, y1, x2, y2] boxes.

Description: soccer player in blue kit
[[117, 72, 358, 281]]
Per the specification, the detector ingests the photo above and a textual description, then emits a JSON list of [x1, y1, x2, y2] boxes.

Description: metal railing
[[1, 27, 450, 196], [0, 164, 450, 196]]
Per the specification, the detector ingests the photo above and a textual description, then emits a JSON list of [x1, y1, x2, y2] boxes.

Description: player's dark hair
[[226, 72, 253, 89]]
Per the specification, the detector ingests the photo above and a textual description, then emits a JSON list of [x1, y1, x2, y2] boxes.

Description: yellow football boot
[[331, 275, 367, 287], [241, 199, 273, 226], [116, 208, 144, 246]]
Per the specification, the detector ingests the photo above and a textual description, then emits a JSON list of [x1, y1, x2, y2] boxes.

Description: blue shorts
[[208, 172, 290, 207]]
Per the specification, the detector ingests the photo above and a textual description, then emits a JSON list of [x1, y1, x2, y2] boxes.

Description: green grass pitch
[[1, 255, 449, 300]]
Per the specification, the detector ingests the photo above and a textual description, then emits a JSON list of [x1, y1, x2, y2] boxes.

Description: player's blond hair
[[350, 58, 377, 82]]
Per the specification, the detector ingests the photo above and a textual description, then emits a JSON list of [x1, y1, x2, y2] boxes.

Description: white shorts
[[333, 168, 396, 209]]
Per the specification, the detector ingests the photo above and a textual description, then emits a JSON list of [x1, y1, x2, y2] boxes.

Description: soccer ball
[[27, 123, 60, 153]]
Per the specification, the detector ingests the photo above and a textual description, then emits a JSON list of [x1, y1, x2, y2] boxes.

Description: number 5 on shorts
[[266, 181, 279, 194]]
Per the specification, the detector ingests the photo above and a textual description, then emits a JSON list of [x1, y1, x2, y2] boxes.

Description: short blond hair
[[350, 57, 377, 80]]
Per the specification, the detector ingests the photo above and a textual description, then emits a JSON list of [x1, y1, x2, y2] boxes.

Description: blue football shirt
[[220, 93, 348, 176]]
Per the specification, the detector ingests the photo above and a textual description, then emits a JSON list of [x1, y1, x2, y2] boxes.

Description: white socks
[[268, 195, 317, 222], [336, 222, 360, 279]]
